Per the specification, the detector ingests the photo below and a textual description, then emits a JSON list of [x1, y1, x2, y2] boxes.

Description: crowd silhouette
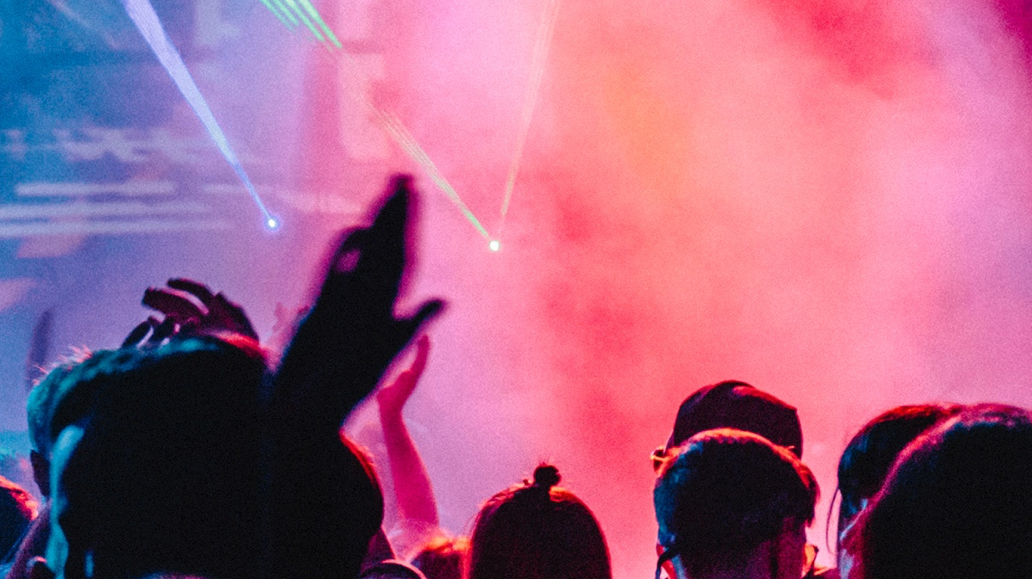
[[0, 175, 1028, 579]]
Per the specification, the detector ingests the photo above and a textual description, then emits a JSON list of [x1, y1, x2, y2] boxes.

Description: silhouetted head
[[317, 435, 387, 579], [654, 382, 803, 471], [46, 336, 269, 579], [28, 353, 91, 462], [654, 429, 818, 579], [26, 350, 123, 497], [847, 403, 1032, 579], [468, 464, 611, 579], [411, 534, 468, 579], [836, 404, 960, 549]]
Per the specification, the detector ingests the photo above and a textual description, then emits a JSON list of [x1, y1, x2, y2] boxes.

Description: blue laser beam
[[122, 0, 278, 230]]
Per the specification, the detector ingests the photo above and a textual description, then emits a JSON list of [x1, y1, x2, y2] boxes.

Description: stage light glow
[[375, 109, 491, 240], [122, 0, 276, 230], [255, 0, 493, 241], [266, 217, 281, 231], [489, 240, 501, 252], [253, 0, 563, 243]]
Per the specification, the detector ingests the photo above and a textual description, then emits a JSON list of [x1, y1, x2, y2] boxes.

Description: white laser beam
[[122, 0, 277, 229]]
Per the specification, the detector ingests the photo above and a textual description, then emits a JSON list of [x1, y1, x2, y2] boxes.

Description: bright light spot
[[489, 240, 501, 252], [266, 217, 280, 231], [124, 0, 274, 228]]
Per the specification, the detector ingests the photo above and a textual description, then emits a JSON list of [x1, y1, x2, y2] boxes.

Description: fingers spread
[[121, 320, 154, 347], [143, 287, 206, 322], [208, 293, 259, 340], [149, 318, 177, 343], [166, 278, 216, 306], [392, 299, 445, 355]]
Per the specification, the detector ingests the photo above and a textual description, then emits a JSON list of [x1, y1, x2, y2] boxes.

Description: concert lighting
[[501, 0, 560, 221], [121, 0, 278, 230], [254, 0, 561, 243]]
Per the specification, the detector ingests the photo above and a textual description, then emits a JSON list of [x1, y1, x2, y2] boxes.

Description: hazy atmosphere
[[2, 1, 1031, 577]]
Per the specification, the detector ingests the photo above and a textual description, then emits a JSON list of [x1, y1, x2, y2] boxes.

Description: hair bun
[[532, 464, 561, 489]]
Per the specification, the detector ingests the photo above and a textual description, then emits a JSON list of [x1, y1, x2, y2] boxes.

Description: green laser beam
[[260, 0, 293, 27], [259, 0, 295, 29], [297, 0, 342, 49], [501, 0, 560, 220], [283, 0, 326, 42], [328, 47, 490, 239], [376, 111, 490, 239], [271, 0, 300, 26], [257, 0, 490, 241]]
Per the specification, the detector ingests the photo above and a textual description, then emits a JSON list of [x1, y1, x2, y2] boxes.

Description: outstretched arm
[[264, 176, 444, 579], [272, 175, 444, 432], [378, 335, 440, 529]]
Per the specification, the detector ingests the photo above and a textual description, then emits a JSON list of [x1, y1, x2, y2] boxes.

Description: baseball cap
[[663, 380, 803, 457]]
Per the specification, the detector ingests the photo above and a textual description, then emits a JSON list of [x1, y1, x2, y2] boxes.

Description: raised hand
[[274, 174, 445, 430], [377, 334, 430, 417], [266, 175, 445, 579], [377, 334, 441, 531], [122, 279, 258, 347], [267, 302, 309, 358]]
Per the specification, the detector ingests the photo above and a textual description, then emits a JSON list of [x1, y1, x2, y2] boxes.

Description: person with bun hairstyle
[[467, 464, 612, 579]]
